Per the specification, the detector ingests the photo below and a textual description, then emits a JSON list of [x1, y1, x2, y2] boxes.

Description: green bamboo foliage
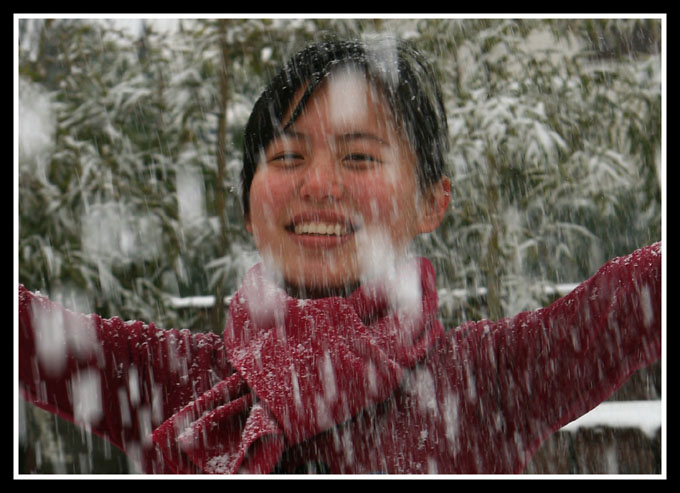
[[411, 19, 661, 322]]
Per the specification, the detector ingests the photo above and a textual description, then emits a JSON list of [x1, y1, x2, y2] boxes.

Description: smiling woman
[[18, 36, 662, 475], [246, 63, 450, 298]]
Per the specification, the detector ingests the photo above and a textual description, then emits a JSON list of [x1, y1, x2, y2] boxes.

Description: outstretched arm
[[18, 285, 233, 473], [447, 242, 662, 472], [499, 242, 662, 466]]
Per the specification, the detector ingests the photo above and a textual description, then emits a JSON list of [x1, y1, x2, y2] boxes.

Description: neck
[[283, 280, 361, 300]]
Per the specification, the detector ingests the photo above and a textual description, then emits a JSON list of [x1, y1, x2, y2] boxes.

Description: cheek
[[351, 173, 418, 223], [250, 171, 291, 214], [248, 177, 283, 238]]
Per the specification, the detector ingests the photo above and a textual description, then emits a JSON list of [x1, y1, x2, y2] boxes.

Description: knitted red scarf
[[152, 258, 444, 474]]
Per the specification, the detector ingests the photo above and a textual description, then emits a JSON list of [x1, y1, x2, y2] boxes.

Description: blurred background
[[16, 16, 663, 475]]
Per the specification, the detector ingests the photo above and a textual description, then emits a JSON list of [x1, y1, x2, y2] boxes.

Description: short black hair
[[240, 37, 449, 218]]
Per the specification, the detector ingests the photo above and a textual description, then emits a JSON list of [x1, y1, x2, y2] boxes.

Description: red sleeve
[[450, 242, 662, 471], [507, 242, 661, 465], [18, 285, 233, 473]]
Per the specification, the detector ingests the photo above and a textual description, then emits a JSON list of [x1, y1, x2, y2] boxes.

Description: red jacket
[[18, 243, 662, 474]]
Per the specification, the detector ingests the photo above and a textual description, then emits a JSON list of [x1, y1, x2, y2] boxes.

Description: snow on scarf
[[152, 258, 445, 474]]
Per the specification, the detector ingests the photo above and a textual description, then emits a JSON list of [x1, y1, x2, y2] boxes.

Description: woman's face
[[246, 70, 449, 296]]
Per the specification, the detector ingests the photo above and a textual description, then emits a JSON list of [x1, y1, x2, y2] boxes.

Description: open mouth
[[286, 221, 356, 237]]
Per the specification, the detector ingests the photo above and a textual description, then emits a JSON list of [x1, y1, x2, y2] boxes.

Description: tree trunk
[[212, 19, 231, 334], [485, 149, 503, 321]]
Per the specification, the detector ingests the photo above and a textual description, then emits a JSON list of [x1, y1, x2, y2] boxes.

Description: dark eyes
[[344, 153, 379, 162], [268, 151, 381, 169], [270, 152, 303, 163], [342, 153, 382, 169]]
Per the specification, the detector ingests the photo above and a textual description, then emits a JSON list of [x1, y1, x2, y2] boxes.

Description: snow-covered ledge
[[560, 400, 662, 438]]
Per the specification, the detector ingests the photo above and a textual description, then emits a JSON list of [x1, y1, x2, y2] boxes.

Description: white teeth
[[294, 222, 348, 236]]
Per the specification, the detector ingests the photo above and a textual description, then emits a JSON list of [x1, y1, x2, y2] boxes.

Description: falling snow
[[16, 17, 663, 475]]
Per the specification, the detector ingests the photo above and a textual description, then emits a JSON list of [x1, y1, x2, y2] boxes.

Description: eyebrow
[[276, 129, 306, 141], [276, 129, 388, 146], [340, 132, 389, 146]]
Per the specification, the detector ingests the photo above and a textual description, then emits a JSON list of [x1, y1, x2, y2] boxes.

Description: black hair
[[240, 37, 449, 218]]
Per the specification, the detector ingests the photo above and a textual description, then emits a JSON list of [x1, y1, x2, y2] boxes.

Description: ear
[[417, 177, 451, 234]]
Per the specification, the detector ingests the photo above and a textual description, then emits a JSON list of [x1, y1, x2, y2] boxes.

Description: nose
[[298, 153, 344, 202]]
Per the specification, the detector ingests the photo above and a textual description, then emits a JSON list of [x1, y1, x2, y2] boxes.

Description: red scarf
[[152, 258, 445, 474]]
